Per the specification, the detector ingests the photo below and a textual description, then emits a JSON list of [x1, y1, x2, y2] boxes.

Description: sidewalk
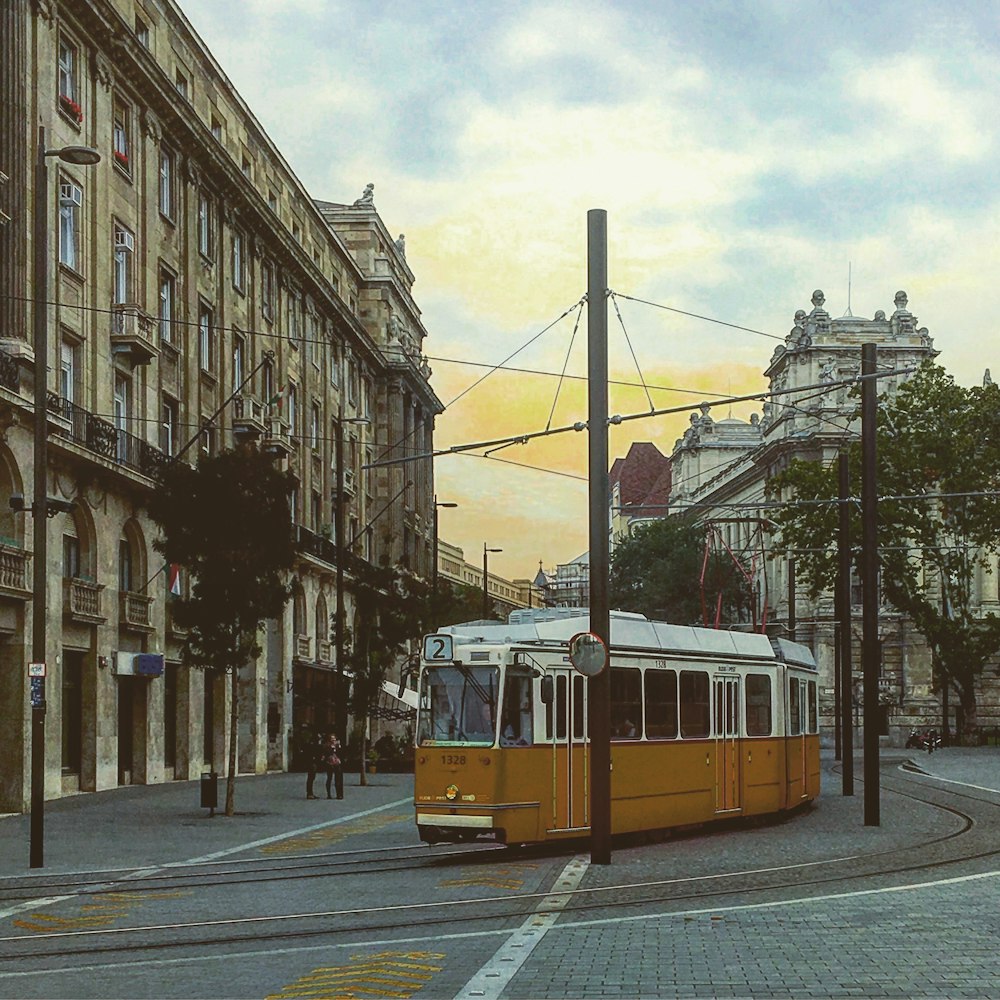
[[897, 744, 1000, 792], [0, 770, 416, 877]]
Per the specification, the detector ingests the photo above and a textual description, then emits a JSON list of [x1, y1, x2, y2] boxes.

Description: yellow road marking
[[261, 814, 409, 855], [267, 951, 445, 1000]]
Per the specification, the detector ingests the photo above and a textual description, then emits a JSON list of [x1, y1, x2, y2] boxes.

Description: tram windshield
[[417, 664, 499, 746]]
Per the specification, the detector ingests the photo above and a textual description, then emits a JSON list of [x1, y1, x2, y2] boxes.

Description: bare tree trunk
[[225, 667, 238, 816]]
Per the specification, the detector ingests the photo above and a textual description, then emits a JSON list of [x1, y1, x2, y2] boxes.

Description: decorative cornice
[[141, 107, 162, 142], [93, 51, 114, 90], [34, 0, 56, 23]]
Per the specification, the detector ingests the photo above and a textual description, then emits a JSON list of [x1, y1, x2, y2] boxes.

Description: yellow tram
[[414, 610, 820, 845]]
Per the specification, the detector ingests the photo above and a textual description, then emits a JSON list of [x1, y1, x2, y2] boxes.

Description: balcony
[[317, 639, 333, 664], [120, 591, 155, 632], [232, 393, 267, 441], [294, 634, 312, 660], [0, 345, 20, 393], [261, 412, 294, 459], [64, 577, 106, 624], [48, 395, 168, 480], [110, 304, 159, 367], [0, 541, 30, 599], [295, 523, 338, 568]]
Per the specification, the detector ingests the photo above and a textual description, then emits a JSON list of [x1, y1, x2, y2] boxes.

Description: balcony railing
[[317, 639, 332, 663], [233, 393, 267, 439], [48, 394, 168, 480], [110, 303, 158, 366], [120, 591, 154, 631], [0, 542, 30, 597], [0, 345, 19, 392], [294, 634, 312, 660], [64, 577, 106, 623]]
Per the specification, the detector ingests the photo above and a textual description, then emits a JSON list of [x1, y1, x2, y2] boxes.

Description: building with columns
[[0, 0, 440, 810], [669, 289, 1000, 742]]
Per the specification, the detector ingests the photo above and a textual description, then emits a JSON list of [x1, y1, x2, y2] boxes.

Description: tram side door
[[713, 674, 741, 813], [545, 669, 589, 833], [788, 676, 809, 799]]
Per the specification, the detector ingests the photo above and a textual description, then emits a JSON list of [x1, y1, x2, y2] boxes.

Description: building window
[[292, 221, 300, 243], [261, 261, 274, 321], [211, 115, 223, 141], [62, 534, 81, 579], [57, 39, 81, 123], [262, 359, 275, 407], [175, 69, 188, 98], [268, 190, 277, 212], [287, 293, 299, 347], [287, 383, 298, 436], [311, 401, 320, 450], [113, 223, 135, 304], [197, 191, 213, 258], [59, 339, 78, 405], [113, 373, 131, 463], [161, 396, 178, 455], [232, 230, 245, 292], [119, 537, 133, 592], [363, 376, 372, 419], [158, 268, 175, 343], [135, 15, 150, 47], [307, 312, 319, 367], [158, 148, 174, 218], [311, 491, 321, 531], [233, 333, 245, 392], [241, 155, 252, 179], [200, 416, 214, 456], [112, 98, 131, 173], [58, 180, 82, 270], [199, 302, 213, 371], [330, 341, 340, 387], [348, 357, 359, 404]]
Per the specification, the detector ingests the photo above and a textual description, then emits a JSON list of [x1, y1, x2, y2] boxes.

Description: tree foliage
[[767, 362, 1000, 733], [433, 580, 487, 627], [149, 446, 297, 813], [346, 563, 429, 784], [609, 515, 746, 625]]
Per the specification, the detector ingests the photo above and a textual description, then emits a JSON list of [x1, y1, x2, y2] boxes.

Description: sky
[[179, 0, 1000, 582]]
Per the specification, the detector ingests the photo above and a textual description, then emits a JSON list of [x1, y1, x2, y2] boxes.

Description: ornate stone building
[[668, 289, 1000, 743], [0, 0, 441, 809]]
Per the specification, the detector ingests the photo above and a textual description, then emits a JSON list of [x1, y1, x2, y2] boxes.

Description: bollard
[[200, 771, 218, 816]]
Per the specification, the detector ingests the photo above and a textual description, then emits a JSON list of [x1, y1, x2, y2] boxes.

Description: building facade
[[668, 289, 1000, 742], [0, 0, 440, 810]]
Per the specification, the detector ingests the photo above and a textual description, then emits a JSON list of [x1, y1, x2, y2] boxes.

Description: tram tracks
[[2, 761, 998, 967]]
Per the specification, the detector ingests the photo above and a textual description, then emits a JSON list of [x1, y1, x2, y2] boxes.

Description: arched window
[[316, 593, 329, 659]]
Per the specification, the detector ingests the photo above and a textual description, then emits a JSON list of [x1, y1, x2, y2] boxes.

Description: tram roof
[[437, 610, 816, 667]]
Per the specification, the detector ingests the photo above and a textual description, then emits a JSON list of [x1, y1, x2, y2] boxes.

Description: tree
[[609, 515, 746, 625], [433, 580, 485, 627], [768, 362, 1000, 736], [149, 446, 296, 815], [345, 563, 428, 785]]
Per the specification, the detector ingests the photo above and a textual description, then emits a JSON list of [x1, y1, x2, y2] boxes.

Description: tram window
[[500, 673, 533, 747], [789, 678, 802, 736], [679, 670, 710, 739], [573, 675, 585, 739], [746, 674, 772, 736], [610, 667, 641, 739], [644, 669, 678, 739], [556, 675, 567, 740], [808, 680, 818, 733]]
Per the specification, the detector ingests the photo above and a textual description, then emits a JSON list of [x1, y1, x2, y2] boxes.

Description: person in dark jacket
[[320, 732, 344, 799], [305, 731, 324, 799]]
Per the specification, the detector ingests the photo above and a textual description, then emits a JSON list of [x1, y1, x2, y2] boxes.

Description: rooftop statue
[[395, 233, 406, 257], [353, 182, 374, 207]]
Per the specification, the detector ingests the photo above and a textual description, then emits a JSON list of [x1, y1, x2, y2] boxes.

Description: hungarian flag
[[168, 564, 182, 597], [267, 383, 287, 409]]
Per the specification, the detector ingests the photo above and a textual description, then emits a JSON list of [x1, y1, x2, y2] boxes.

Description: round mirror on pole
[[568, 631, 608, 677]]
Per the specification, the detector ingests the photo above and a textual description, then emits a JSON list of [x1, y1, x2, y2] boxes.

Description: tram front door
[[546, 669, 589, 833], [714, 674, 741, 813]]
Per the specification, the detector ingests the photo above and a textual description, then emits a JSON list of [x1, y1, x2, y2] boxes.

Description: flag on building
[[168, 563, 182, 597], [267, 383, 287, 409]]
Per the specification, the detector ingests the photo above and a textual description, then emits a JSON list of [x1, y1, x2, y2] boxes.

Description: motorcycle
[[905, 728, 922, 749], [921, 730, 942, 753]]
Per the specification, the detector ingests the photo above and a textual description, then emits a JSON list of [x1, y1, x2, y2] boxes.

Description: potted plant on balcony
[[59, 94, 83, 123]]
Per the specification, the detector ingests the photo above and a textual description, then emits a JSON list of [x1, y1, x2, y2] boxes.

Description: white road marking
[[454, 854, 589, 1000], [1, 866, 999, 982], [899, 763, 1000, 796]]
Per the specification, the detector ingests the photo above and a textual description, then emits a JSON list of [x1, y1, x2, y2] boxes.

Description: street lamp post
[[431, 498, 457, 625], [30, 128, 100, 868], [482, 543, 502, 620], [333, 400, 369, 745]]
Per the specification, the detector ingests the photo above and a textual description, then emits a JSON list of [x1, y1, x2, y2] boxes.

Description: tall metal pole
[[787, 557, 796, 643], [482, 543, 488, 620], [837, 451, 853, 794], [334, 400, 346, 746], [30, 128, 49, 869], [861, 343, 879, 825], [587, 209, 611, 866], [432, 500, 440, 625]]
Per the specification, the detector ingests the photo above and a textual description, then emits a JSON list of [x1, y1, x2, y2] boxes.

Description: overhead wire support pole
[[838, 451, 854, 795], [587, 209, 611, 866], [861, 343, 880, 825]]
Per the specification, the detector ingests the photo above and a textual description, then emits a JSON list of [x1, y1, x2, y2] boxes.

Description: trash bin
[[200, 771, 218, 810]]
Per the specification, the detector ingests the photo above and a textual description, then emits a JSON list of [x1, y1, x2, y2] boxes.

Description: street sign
[[422, 634, 453, 662], [568, 631, 607, 677], [28, 662, 45, 678]]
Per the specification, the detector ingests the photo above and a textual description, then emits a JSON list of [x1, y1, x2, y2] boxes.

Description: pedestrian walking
[[305, 731, 323, 799], [321, 732, 344, 799]]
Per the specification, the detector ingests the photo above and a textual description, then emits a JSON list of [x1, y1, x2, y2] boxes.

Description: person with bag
[[305, 731, 324, 799], [321, 732, 343, 799]]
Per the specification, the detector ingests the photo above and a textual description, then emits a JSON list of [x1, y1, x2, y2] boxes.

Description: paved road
[[0, 750, 998, 999]]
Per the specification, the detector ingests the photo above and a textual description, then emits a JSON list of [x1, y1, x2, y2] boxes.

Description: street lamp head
[[48, 145, 101, 165], [436, 501, 458, 509]]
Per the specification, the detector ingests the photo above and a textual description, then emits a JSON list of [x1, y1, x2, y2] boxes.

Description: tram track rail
[[2, 758, 998, 969]]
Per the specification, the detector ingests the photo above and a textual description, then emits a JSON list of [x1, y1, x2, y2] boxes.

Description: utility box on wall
[[113, 652, 165, 678]]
